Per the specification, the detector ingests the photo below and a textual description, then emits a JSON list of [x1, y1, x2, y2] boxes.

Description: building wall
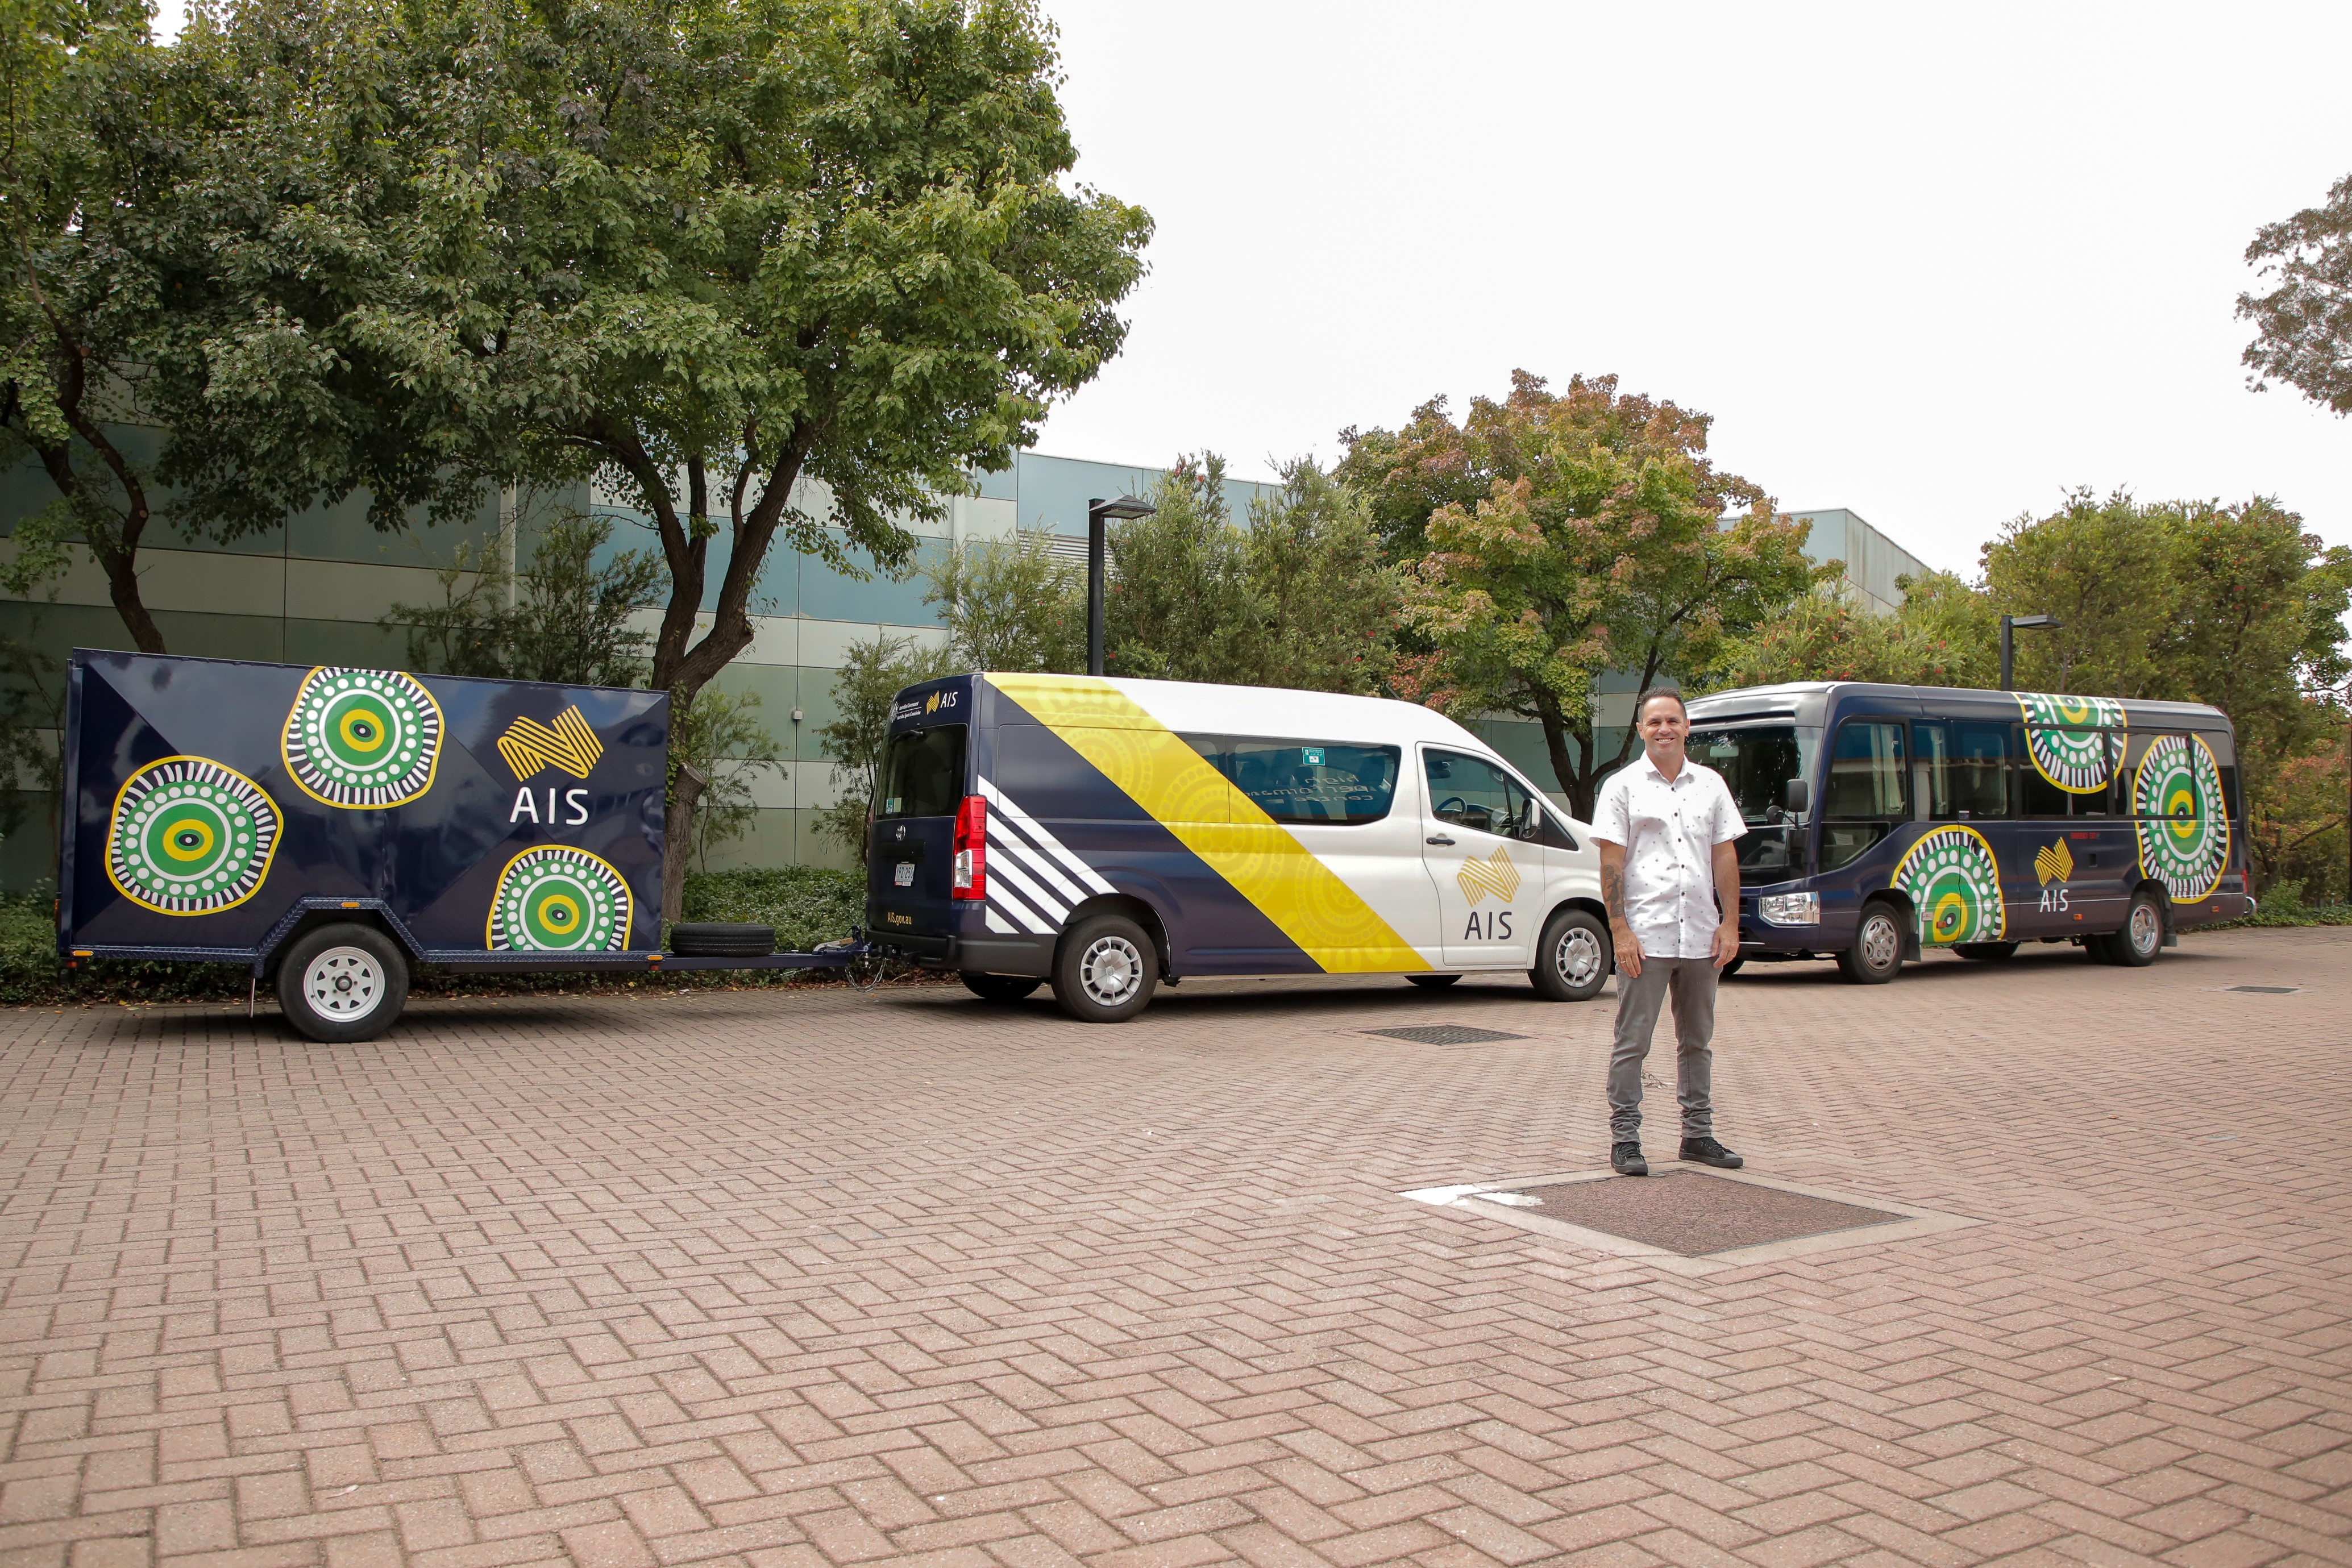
[[0, 439, 1924, 886]]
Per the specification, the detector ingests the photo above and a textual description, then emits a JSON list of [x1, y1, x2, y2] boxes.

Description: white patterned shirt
[[1593, 754, 1745, 960]]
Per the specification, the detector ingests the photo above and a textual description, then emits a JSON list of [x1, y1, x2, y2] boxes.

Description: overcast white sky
[[146, 0, 2352, 578], [1029, 0, 2352, 578]]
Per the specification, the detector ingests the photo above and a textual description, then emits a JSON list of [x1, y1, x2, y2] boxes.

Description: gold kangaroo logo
[[1455, 845, 1522, 906], [497, 706, 604, 781]]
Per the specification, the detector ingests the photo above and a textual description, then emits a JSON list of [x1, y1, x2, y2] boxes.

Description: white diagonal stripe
[[984, 907, 1018, 935], [987, 881, 1055, 935], [988, 822, 1087, 910], [986, 848, 1070, 926], [979, 776, 1113, 894]]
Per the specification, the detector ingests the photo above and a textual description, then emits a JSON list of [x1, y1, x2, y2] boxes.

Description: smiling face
[[1638, 693, 1689, 772]]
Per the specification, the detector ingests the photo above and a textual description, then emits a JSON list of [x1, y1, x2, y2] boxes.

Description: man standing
[[1593, 688, 1745, 1176]]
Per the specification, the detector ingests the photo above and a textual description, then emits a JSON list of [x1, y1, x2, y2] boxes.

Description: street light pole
[[1998, 613, 2058, 690], [1085, 495, 1154, 677]]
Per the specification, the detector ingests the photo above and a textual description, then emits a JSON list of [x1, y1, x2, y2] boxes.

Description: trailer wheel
[[276, 923, 409, 1043]]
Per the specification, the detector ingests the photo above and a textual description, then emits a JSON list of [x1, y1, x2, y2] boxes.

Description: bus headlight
[[1759, 892, 1819, 926]]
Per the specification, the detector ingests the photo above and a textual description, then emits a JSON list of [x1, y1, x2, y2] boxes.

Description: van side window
[[1821, 720, 1906, 870], [1424, 750, 1536, 839], [1218, 741, 1401, 825]]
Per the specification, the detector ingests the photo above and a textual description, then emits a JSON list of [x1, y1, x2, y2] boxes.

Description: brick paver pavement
[[3, 929, 2348, 1568]]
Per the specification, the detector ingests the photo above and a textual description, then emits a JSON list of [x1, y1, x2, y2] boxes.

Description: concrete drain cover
[[1403, 1168, 1977, 1271], [2226, 985, 2299, 995], [1366, 1025, 1529, 1045], [1497, 1171, 1899, 1255]]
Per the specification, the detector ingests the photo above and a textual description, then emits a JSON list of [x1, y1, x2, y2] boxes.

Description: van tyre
[[962, 971, 1041, 1003], [2100, 888, 2165, 967], [1052, 914, 1157, 1024], [1837, 902, 1905, 985], [1531, 909, 1610, 1002], [276, 922, 409, 1043]]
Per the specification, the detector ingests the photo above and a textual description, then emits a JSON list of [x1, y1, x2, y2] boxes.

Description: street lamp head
[[1088, 494, 1156, 522], [2009, 613, 2059, 630]]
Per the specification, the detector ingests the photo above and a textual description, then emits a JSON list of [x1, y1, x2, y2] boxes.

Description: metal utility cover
[[1366, 1025, 1530, 1045], [2225, 985, 2299, 995], [1502, 1171, 1901, 1255]]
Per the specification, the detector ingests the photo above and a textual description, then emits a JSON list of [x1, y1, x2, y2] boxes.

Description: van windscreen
[[877, 725, 967, 819]]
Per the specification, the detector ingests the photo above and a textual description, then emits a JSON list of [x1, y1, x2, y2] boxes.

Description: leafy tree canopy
[[2239, 171, 2352, 415], [1351, 371, 1823, 817], [1709, 569, 1998, 691]]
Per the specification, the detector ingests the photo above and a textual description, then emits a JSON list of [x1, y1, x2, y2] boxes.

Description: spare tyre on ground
[[669, 922, 776, 956]]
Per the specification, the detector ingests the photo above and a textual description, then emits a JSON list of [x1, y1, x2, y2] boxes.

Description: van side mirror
[[1784, 779, 1809, 814]]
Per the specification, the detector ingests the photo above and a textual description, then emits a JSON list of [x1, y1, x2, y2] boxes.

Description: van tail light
[[951, 795, 986, 899]]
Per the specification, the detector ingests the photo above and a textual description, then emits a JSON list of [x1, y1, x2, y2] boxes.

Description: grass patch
[[7, 866, 880, 1008]]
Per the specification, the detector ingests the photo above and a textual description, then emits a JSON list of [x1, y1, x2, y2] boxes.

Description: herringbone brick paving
[[1, 929, 2346, 1568]]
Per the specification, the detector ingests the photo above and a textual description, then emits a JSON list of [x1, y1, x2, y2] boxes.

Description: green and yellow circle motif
[[105, 757, 281, 915], [2134, 734, 2229, 902], [487, 846, 633, 952], [1891, 825, 2005, 946], [2017, 691, 2124, 793], [281, 667, 442, 808]]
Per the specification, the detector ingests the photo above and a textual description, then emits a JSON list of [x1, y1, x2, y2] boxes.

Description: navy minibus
[[1684, 681, 2250, 982]]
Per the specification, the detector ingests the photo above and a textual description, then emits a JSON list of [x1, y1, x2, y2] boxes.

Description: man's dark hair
[[1634, 687, 1688, 721]]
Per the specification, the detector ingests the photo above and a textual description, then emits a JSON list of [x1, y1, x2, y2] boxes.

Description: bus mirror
[[1784, 779, 1810, 815]]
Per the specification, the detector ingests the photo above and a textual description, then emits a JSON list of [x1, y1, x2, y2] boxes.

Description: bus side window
[[1913, 721, 1953, 820], [1821, 719, 1906, 869], [1947, 721, 2011, 820]]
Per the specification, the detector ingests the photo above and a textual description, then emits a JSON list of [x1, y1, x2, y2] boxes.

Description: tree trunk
[[661, 762, 707, 935]]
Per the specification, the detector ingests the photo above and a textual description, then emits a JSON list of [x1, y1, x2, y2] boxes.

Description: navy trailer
[[57, 650, 861, 1039]]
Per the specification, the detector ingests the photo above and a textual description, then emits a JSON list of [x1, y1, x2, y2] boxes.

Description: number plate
[[894, 862, 915, 887]]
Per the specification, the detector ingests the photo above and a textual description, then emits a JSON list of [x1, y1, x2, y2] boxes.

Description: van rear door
[[867, 722, 968, 943]]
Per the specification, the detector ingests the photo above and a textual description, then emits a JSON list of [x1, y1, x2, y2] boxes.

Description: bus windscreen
[[1688, 725, 1818, 876]]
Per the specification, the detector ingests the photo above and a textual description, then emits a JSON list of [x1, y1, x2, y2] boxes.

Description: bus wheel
[[276, 922, 409, 1043], [1052, 915, 1158, 1024], [1531, 909, 1610, 1002], [1954, 942, 2019, 962], [962, 972, 1041, 1003], [2099, 889, 2165, 968], [1836, 903, 1905, 985]]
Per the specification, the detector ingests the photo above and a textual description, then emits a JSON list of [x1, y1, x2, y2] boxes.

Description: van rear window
[[877, 725, 966, 819]]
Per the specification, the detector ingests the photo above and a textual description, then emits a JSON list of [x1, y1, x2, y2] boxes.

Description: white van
[[862, 672, 1609, 1022]]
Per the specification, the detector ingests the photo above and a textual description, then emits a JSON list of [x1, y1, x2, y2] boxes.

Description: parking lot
[[2, 928, 2348, 1568]]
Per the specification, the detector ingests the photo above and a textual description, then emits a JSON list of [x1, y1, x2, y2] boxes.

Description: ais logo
[[2034, 837, 2073, 912], [501, 705, 603, 826], [891, 687, 960, 722], [1455, 846, 1521, 940]]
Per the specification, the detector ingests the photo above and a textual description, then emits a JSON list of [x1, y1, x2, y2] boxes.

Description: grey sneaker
[[1611, 1141, 1648, 1176], [1680, 1136, 1743, 1169]]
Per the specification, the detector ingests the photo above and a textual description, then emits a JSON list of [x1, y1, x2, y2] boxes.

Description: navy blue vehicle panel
[[60, 650, 668, 958]]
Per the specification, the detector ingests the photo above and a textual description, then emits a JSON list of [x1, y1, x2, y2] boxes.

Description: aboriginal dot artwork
[[105, 757, 281, 915], [485, 846, 633, 952], [282, 667, 443, 808], [1890, 825, 2006, 946], [2017, 690, 2124, 793], [2134, 733, 2230, 902]]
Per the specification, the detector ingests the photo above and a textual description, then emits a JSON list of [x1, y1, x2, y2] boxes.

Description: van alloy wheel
[[1079, 934, 1144, 1006], [1530, 908, 1610, 1002], [1556, 926, 1605, 990], [1052, 913, 1159, 1023]]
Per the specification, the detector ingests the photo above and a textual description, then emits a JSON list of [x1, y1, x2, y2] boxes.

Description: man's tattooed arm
[[1598, 839, 1640, 976]]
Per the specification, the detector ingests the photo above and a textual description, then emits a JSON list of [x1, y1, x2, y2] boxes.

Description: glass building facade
[[0, 441, 1926, 885]]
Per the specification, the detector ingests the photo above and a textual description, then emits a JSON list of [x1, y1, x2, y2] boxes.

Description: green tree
[[1709, 571, 1998, 691], [671, 688, 780, 872], [925, 529, 1086, 673], [813, 633, 958, 862], [1354, 371, 1822, 817], [1240, 458, 1401, 694], [2238, 171, 2352, 415], [389, 513, 664, 687]]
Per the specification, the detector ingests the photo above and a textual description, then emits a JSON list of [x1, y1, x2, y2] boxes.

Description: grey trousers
[[1607, 955, 1718, 1144]]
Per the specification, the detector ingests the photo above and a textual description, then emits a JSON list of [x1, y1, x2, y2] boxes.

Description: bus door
[[1419, 747, 1541, 967], [1915, 718, 2037, 940], [2018, 723, 2127, 937]]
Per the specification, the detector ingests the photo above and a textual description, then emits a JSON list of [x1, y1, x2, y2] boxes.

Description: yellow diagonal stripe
[[1456, 845, 1520, 906], [498, 706, 604, 780], [989, 674, 1429, 973]]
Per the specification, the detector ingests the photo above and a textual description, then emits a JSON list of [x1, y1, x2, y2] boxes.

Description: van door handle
[[1427, 834, 1455, 846]]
